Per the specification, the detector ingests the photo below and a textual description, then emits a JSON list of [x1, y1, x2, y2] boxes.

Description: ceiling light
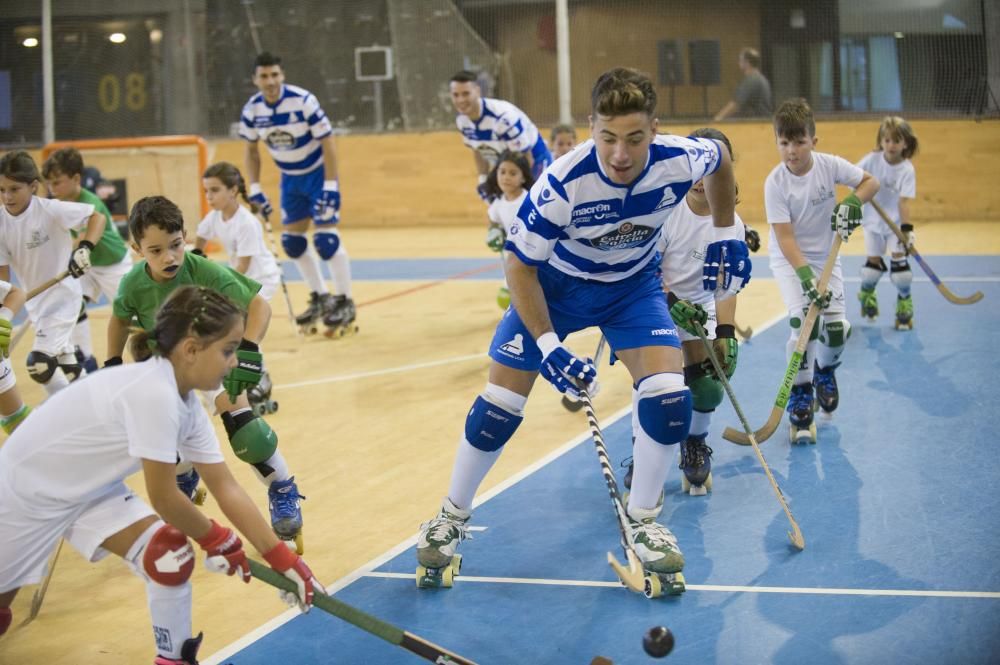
[[23, 37, 39, 47], [109, 32, 126, 44]]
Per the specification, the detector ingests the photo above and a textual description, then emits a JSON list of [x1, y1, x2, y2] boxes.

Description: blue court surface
[[206, 256, 1000, 665]]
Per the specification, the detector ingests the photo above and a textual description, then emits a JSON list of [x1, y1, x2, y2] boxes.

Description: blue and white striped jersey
[[506, 135, 722, 283], [456, 97, 548, 168], [240, 84, 333, 176]]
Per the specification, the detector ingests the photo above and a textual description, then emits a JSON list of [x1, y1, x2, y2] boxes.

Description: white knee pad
[[860, 258, 887, 290], [890, 260, 913, 295], [817, 315, 851, 369]]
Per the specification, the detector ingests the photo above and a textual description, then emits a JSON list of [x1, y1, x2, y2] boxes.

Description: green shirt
[[113, 251, 261, 330], [76, 188, 129, 265]]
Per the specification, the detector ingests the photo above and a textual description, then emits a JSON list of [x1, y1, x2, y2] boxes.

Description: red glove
[[196, 520, 250, 583], [263, 542, 322, 612]]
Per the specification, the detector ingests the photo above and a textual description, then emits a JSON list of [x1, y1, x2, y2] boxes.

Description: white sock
[[690, 409, 712, 438], [42, 368, 70, 395], [628, 431, 674, 512], [327, 247, 352, 298], [252, 448, 291, 486], [789, 336, 817, 384], [447, 439, 502, 511], [294, 249, 328, 295]]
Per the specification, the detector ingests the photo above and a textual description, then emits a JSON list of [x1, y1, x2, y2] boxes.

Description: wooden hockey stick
[[19, 540, 64, 627], [258, 211, 302, 336], [561, 334, 606, 412], [695, 325, 805, 549], [871, 201, 983, 305], [723, 237, 842, 446], [735, 322, 753, 340], [248, 560, 478, 664], [26, 270, 71, 301]]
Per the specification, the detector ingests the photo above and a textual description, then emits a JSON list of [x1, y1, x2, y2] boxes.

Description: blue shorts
[[280, 167, 325, 225], [488, 262, 680, 371]]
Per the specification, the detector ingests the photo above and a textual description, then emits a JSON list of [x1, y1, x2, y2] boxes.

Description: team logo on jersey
[[571, 200, 621, 225], [588, 223, 655, 250], [510, 222, 520, 236], [265, 130, 296, 150], [653, 186, 679, 212], [498, 333, 525, 357], [810, 185, 835, 207], [26, 230, 50, 250], [537, 188, 555, 207]]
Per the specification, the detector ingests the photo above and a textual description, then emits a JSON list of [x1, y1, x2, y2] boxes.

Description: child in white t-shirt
[[483, 151, 534, 310], [855, 117, 919, 329]]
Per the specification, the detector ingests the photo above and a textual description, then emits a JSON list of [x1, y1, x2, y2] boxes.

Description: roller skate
[[154, 632, 203, 665], [626, 504, 686, 597], [787, 382, 817, 444], [496, 286, 510, 310], [176, 467, 206, 505], [247, 370, 278, 416], [894, 295, 914, 330], [679, 434, 713, 496], [416, 497, 469, 589], [295, 291, 325, 335], [268, 477, 305, 554], [858, 286, 879, 322], [813, 362, 840, 418], [322, 295, 359, 339]]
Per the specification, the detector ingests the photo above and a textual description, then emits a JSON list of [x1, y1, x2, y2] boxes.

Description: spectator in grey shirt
[[714, 47, 773, 120]]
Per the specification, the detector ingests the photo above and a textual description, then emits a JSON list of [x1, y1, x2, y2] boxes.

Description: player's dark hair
[[128, 195, 185, 244], [0, 151, 41, 185], [253, 51, 282, 71], [876, 116, 919, 160], [41, 147, 85, 180], [203, 162, 259, 214], [591, 68, 657, 117], [773, 98, 815, 140], [484, 150, 535, 200], [690, 127, 740, 205], [550, 124, 576, 142], [739, 47, 761, 69], [450, 70, 479, 85], [130, 285, 243, 362]]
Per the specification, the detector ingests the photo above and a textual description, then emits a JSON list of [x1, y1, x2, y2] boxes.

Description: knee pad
[[861, 257, 887, 289], [313, 230, 341, 260], [141, 523, 195, 587], [222, 410, 278, 464], [464, 383, 526, 452], [820, 319, 851, 348], [1, 404, 31, 435], [789, 311, 819, 341], [890, 260, 913, 291], [281, 232, 308, 259], [58, 350, 83, 382], [26, 350, 58, 384], [635, 373, 691, 446], [684, 363, 723, 413]]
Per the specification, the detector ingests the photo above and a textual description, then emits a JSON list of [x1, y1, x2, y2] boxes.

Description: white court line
[[365, 571, 1000, 599]]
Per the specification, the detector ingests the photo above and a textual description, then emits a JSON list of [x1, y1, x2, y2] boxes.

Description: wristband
[[323, 180, 339, 191], [715, 324, 736, 339], [665, 292, 679, 308], [249, 182, 263, 196], [195, 519, 228, 550], [536, 331, 559, 358], [478, 174, 488, 185], [238, 338, 260, 352], [710, 224, 741, 242], [77, 239, 95, 251], [263, 540, 299, 569], [0, 307, 13, 322], [104, 356, 123, 367]]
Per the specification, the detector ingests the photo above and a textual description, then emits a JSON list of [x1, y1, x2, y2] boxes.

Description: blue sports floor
[[206, 256, 1000, 665]]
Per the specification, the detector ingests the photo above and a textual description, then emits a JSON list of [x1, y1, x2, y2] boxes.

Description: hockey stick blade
[[736, 323, 753, 340], [248, 560, 478, 664], [607, 548, 646, 593], [871, 201, 983, 305], [21, 540, 64, 627]]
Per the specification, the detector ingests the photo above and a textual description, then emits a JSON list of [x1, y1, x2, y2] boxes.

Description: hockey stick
[[247, 560, 478, 664], [20, 540, 64, 627], [257, 211, 301, 335], [723, 236, 842, 446], [694, 325, 805, 549], [561, 334, 606, 412], [735, 322, 753, 340], [26, 270, 71, 301], [871, 200, 983, 305]]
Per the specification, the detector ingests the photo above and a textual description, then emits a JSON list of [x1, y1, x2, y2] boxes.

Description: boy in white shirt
[[764, 100, 879, 442]]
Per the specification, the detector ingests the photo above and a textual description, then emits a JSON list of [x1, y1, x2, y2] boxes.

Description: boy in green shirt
[[108, 195, 306, 552], [43, 148, 133, 373]]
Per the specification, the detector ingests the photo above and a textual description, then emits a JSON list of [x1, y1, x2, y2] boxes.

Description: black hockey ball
[[642, 626, 674, 658]]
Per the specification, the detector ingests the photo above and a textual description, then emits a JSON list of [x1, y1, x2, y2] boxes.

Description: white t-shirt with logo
[[487, 190, 528, 235], [765, 152, 864, 266], [196, 206, 281, 289], [856, 151, 915, 229]]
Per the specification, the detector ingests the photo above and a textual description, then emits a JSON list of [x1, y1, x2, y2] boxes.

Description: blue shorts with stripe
[[280, 167, 324, 225], [488, 261, 680, 371]]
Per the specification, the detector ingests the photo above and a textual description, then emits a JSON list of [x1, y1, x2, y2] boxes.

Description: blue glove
[[312, 180, 341, 224], [476, 176, 494, 203], [536, 332, 597, 399], [248, 184, 273, 219], [703, 235, 752, 295]]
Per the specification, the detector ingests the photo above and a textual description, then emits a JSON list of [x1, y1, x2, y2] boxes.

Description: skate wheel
[[644, 574, 662, 598], [253, 403, 266, 417], [681, 475, 690, 493], [415, 565, 449, 589], [451, 554, 463, 576], [440, 565, 455, 588], [280, 535, 303, 555], [663, 572, 686, 595], [268, 400, 279, 414], [809, 423, 817, 444], [192, 487, 207, 506], [704, 472, 713, 491]]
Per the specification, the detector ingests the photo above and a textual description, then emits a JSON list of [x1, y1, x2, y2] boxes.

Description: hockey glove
[[666, 292, 708, 337], [712, 324, 738, 379], [900, 223, 916, 253], [312, 180, 340, 224], [104, 356, 123, 368], [190, 247, 206, 257], [248, 183, 274, 219], [796, 265, 831, 310], [831, 193, 863, 241], [68, 240, 94, 278], [703, 227, 751, 295], [485, 223, 506, 252], [537, 332, 597, 400], [744, 224, 761, 253], [198, 520, 251, 583], [223, 339, 263, 402], [263, 542, 323, 612], [476, 175, 493, 203], [0, 310, 12, 358]]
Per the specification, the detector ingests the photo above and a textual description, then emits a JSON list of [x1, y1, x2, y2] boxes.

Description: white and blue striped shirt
[[506, 135, 722, 283], [240, 84, 333, 176], [456, 97, 548, 168]]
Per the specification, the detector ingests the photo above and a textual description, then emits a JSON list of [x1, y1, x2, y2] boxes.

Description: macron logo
[[537, 188, 555, 207], [651, 328, 678, 337]]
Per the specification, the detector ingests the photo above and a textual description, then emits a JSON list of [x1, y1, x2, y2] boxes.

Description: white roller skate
[[247, 371, 278, 416], [415, 497, 469, 588], [626, 503, 686, 597], [154, 632, 203, 665], [322, 295, 359, 339]]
